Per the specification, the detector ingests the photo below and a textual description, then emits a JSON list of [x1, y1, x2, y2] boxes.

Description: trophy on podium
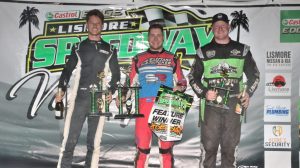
[[114, 67, 144, 119], [206, 66, 233, 110], [88, 71, 112, 117]]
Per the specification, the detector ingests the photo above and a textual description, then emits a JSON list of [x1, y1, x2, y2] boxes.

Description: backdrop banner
[[0, 1, 300, 167]]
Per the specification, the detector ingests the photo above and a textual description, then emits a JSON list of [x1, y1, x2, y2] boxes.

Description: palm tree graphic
[[19, 6, 39, 41], [230, 10, 249, 42]]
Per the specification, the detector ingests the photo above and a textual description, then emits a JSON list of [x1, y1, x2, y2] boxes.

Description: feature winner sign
[[148, 85, 193, 141]]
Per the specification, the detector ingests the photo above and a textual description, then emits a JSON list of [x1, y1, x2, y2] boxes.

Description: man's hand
[[55, 91, 65, 103], [115, 95, 126, 108], [205, 90, 217, 101], [237, 92, 250, 109], [106, 91, 113, 104], [173, 85, 186, 92]]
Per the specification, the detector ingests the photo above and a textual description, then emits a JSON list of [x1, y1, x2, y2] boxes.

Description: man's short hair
[[148, 24, 164, 35], [86, 9, 104, 23]]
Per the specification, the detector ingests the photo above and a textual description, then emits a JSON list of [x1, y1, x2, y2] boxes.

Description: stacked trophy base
[[114, 113, 144, 119], [114, 85, 144, 120], [88, 112, 113, 117]]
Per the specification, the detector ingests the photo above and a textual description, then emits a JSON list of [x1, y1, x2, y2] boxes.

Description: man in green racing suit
[[188, 13, 260, 168]]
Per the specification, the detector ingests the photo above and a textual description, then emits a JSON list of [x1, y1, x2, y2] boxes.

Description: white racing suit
[[57, 38, 120, 168]]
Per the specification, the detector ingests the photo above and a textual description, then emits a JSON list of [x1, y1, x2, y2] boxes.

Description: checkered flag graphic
[[125, 5, 210, 69], [127, 5, 208, 30]]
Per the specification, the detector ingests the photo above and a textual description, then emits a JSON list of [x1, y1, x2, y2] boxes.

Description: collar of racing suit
[[211, 37, 232, 47], [147, 48, 166, 54], [87, 38, 104, 44]]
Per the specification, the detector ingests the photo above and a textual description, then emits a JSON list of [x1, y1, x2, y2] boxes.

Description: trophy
[[114, 67, 144, 119], [88, 71, 112, 117], [206, 67, 233, 109]]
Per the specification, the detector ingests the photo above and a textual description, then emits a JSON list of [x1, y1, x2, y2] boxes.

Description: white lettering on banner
[[6, 69, 58, 119], [282, 27, 300, 33], [55, 20, 130, 34], [58, 24, 86, 34], [102, 21, 129, 30], [81, 9, 124, 19]]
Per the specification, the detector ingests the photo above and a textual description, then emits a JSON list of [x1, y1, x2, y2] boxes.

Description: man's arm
[[129, 56, 139, 87], [188, 49, 208, 98], [108, 48, 121, 94], [56, 44, 78, 101], [58, 45, 78, 92], [243, 49, 260, 97], [238, 47, 260, 109], [173, 56, 187, 92]]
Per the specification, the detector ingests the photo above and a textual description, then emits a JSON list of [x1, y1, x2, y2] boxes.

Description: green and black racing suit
[[188, 39, 260, 168]]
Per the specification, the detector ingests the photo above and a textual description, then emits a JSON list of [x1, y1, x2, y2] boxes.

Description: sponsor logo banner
[[46, 10, 81, 20], [265, 50, 292, 70], [26, 5, 213, 73], [265, 151, 291, 168], [264, 124, 291, 149], [13, 5, 212, 119], [264, 99, 291, 122], [265, 73, 291, 96], [280, 10, 300, 43]]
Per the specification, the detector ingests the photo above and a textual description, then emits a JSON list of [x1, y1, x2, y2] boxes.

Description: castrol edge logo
[[47, 10, 80, 20], [282, 18, 300, 26]]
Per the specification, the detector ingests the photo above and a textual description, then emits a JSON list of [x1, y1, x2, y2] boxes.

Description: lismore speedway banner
[[0, 1, 300, 167]]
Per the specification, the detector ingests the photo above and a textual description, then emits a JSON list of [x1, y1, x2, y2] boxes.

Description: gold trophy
[[114, 66, 144, 119], [88, 71, 112, 117]]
